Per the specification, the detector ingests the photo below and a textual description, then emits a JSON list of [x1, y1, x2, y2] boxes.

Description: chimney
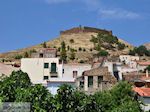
[[146, 70, 149, 78]]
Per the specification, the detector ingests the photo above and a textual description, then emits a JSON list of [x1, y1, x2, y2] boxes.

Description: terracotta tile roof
[[0, 63, 19, 76], [141, 76, 150, 82], [133, 87, 150, 97], [122, 73, 145, 81], [64, 63, 91, 66], [137, 61, 150, 66], [84, 67, 109, 76]]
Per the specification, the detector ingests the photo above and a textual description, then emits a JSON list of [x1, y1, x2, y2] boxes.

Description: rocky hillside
[[0, 26, 133, 61], [144, 43, 150, 50]]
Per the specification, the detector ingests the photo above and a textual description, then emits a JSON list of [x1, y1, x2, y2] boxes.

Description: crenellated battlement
[[60, 26, 112, 35]]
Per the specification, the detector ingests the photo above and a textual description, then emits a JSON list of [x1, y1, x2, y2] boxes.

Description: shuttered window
[[98, 76, 103, 87], [44, 76, 49, 80], [88, 76, 93, 87], [44, 63, 49, 68], [51, 63, 56, 73]]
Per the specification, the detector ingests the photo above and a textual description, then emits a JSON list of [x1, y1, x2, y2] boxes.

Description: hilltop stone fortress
[[60, 26, 112, 35]]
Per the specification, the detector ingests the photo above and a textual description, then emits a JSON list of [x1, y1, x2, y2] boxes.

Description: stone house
[[31, 48, 57, 58], [76, 67, 117, 94]]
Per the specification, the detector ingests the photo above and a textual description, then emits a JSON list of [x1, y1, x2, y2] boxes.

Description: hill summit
[[0, 26, 133, 62]]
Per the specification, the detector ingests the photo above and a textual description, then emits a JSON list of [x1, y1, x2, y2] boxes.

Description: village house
[[119, 55, 140, 65], [119, 55, 139, 69], [21, 48, 91, 94], [137, 61, 150, 71], [122, 70, 150, 87], [133, 87, 150, 111], [0, 62, 19, 77], [76, 66, 117, 94]]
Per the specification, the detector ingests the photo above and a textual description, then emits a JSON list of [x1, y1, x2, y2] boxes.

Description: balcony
[[50, 72, 58, 77], [50, 67, 58, 78]]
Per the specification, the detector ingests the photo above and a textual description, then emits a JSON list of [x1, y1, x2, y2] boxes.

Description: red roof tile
[[137, 61, 150, 66], [133, 87, 150, 97]]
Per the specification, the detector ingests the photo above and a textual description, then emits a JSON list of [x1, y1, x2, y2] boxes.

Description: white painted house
[[119, 55, 139, 65], [119, 55, 139, 69], [103, 61, 139, 81], [21, 48, 91, 94], [21, 58, 91, 94], [137, 61, 150, 71], [21, 58, 63, 84]]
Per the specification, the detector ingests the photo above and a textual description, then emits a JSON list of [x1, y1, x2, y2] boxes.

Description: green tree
[[83, 48, 86, 52], [70, 48, 75, 60], [67, 45, 70, 51], [118, 42, 125, 50], [42, 42, 47, 48], [54, 84, 74, 112], [136, 46, 147, 56], [24, 51, 29, 58], [15, 84, 54, 111], [95, 44, 101, 51], [93, 81, 142, 112], [0, 70, 31, 102], [93, 91, 113, 112], [60, 41, 67, 62], [70, 39, 74, 43], [129, 49, 136, 56], [110, 82, 142, 112], [90, 35, 98, 48], [129, 46, 150, 56], [14, 54, 23, 59], [97, 50, 109, 57], [78, 47, 82, 51]]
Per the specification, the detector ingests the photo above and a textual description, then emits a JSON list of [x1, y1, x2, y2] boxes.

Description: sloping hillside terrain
[[144, 43, 150, 50], [0, 26, 133, 62]]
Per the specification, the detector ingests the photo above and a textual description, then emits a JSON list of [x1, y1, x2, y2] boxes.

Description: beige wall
[[21, 58, 63, 84], [63, 64, 91, 79]]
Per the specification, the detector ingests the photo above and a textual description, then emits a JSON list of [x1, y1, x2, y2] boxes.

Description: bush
[[70, 48, 75, 60], [83, 48, 86, 52], [70, 39, 74, 43], [118, 42, 125, 50], [42, 42, 47, 48], [24, 52, 29, 58], [129, 49, 136, 56], [78, 47, 82, 51], [14, 55, 23, 59], [129, 46, 150, 56], [97, 50, 109, 57], [0, 71, 142, 112], [79, 60, 85, 63], [67, 45, 70, 51]]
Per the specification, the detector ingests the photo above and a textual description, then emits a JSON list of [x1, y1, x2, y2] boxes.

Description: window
[[51, 63, 57, 73], [73, 71, 78, 78], [88, 76, 93, 87], [80, 81, 84, 88], [43, 76, 49, 80], [44, 63, 49, 68], [98, 76, 103, 87], [40, 53, 44, 58]]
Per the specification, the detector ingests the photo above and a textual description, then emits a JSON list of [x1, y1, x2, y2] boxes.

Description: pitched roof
[[0, 63, 19, 76], [137, 61, 150, 66], [133, 87, 150, 97], [84, 67, 109, 76]]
